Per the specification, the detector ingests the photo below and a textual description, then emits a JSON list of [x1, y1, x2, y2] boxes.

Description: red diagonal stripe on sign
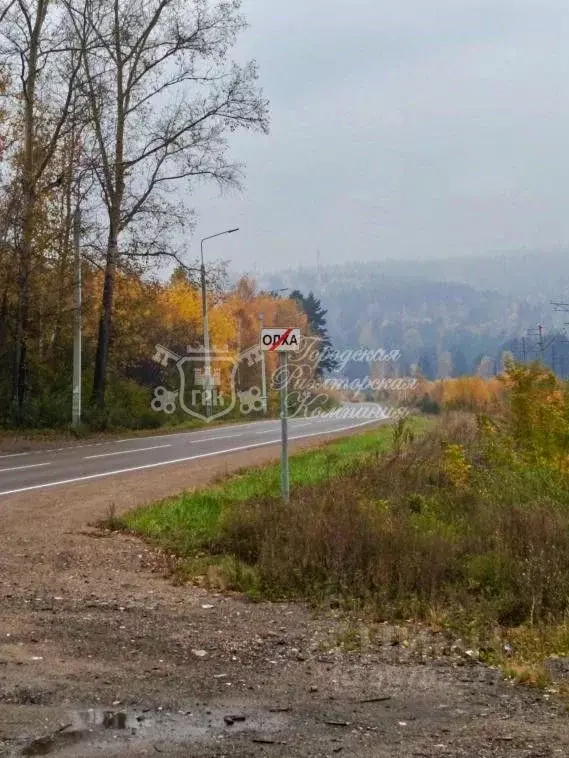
[[269, 328, 293, 352]]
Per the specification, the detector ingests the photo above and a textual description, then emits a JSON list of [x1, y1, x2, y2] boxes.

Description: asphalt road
[[0, 406, 388, 497]]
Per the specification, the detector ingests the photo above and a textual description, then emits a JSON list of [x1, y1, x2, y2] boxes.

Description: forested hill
[[269, 249, 569, 300], [265, 252, 569, 379]]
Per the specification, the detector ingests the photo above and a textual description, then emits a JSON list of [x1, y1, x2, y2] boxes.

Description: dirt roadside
[[1, 430, 568, 757]]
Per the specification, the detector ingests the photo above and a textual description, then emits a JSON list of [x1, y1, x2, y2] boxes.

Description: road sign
[[260, 328, 302, 502], [261, 327, 301, 352]]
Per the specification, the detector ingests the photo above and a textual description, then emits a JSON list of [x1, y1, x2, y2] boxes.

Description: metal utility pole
[[236, 316, 242, 391], [200, 228, 239, 417], [551, 303, 569, 376], [527, 324, 555, 362], [552, 325, 569, 377], [199, 248, 211, 418], [72, 207, 82, 429], [259, 312, 267, 413], [527, 310, 569, 372]]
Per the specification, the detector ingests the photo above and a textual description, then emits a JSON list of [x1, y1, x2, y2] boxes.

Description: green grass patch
[[111, 361, 569, 696], [119, 417, 432, 557]]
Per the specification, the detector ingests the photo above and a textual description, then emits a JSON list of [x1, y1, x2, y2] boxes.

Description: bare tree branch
[[0, 0, 17, 26], [58, 0, 268, 405]]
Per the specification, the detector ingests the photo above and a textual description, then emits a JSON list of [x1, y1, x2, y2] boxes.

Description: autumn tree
[[63, 0, 269, 407], [289, 290, 337, 376], [0, 0, 81, 412], [226, 278, 308, 392]]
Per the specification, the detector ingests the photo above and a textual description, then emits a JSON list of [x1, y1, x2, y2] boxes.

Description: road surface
[[2, 406, 569, 757], [0, 407, 387, 497]]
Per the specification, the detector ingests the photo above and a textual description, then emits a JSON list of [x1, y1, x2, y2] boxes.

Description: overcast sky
[[190, 0, 569, 274]]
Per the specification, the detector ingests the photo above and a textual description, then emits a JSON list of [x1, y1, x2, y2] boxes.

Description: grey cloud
[[188, 0, 569, 273]]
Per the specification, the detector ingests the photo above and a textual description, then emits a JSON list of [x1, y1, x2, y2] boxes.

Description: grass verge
[[117, 417, 432, 560], [112, 360, 569, 695]]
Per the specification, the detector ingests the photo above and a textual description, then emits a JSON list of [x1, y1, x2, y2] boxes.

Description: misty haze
[[1, 2, 569, 757]]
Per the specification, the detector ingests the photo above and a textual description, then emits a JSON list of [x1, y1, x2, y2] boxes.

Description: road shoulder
[[1, 426, 568, 757]]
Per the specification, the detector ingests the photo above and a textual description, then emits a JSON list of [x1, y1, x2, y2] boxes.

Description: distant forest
[[266, 253, 569, 381]]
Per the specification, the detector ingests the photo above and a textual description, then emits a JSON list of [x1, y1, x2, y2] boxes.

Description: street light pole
[[200, 228, 239, 418], [236, 316, 242, 391], [72, 206, 82, 429]]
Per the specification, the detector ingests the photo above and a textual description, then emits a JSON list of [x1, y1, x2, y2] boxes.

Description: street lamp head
[[201, 228, 240, 248]]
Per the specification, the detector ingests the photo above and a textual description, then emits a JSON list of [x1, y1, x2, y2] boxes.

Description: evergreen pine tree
[[290, 291, 337, 376]]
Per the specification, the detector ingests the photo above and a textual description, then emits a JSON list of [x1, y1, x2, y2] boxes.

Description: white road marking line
[[256, 421, 311, 435], [2, 414, 361, 461], [84, 444, 172, 460], [0, 423, 273, 458], [113, 420, 276, 444], [0, 462, 52, 474], [188, 433, 248, 443], [0, 419, 383, 497], [0, 441, 108, 458]]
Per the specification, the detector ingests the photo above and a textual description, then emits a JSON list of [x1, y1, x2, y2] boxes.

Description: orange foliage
[[411, 376, 505, 412], [225, 277, 308, 379], [81, 271, 308, 379]]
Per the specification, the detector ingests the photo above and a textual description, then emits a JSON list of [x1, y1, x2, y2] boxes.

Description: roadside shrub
[[407, 377, 504, 414], [418, 395, 440, 415], [84, 378, 164, 431], [218, 404, 569, 626]]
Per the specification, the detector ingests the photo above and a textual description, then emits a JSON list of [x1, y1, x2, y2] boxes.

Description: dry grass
[[217, 413, 569, 630], [122, 363, 569, 691]]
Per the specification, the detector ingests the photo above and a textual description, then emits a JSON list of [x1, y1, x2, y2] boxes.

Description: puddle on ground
[[70, 705, 286, 735], [60, 704, 288, 743], [72, 708, 137, 731], [18, 704, 290, 755]]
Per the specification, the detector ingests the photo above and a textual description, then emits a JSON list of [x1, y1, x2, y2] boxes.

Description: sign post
[[279, 351, 289, 501], [261, 328, 301, 502]]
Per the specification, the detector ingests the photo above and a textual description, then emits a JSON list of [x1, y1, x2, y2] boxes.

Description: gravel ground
[[1, 434, 568, 757]]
